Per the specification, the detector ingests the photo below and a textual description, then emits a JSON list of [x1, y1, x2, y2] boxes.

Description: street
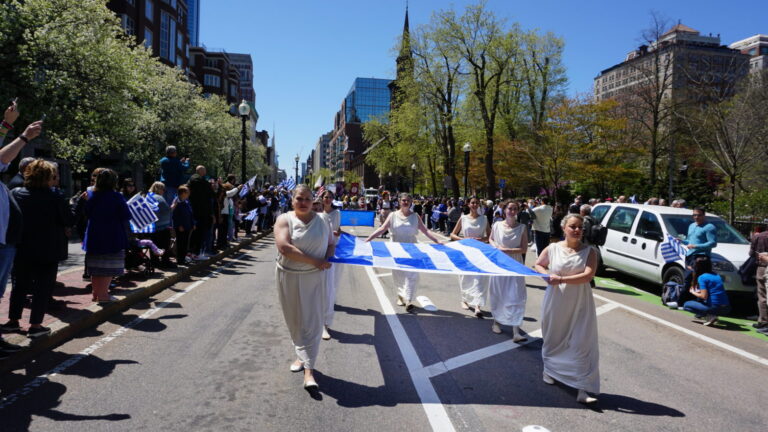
[[1, 229, 766, 432]]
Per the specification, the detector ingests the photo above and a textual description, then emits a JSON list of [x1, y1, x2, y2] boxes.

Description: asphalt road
[[1, 229, 767, 432]]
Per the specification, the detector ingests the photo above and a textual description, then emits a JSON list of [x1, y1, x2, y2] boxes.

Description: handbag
[[738, 255, 757, 285]]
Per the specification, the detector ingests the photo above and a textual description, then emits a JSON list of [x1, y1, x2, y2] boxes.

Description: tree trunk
[[730, 174, 736, 224]]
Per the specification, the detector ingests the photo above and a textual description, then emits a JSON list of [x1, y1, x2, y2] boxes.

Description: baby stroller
[[125, 237, 155, 275]]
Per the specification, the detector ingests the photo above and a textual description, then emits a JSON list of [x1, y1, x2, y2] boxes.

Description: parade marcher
[[274, 185, 335, 390], [683, 256, 731, 326], [749, 225, 768, 330], [580, 204, 597, 287], [365, 193, 441, 311], [488, 200, 528, 340], [7, 156, 33, 190], [377, 190, 392, 238], [531, 196, 553, 256], [321, 189, 342, 340], [534, 214, 600, 404], [451, 197, 491, 318]]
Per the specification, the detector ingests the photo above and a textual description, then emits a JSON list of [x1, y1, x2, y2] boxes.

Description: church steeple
[[390, 3, 414, 108]]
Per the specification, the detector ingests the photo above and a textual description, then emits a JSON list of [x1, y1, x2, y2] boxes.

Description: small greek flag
[[239, 182, 250, 197], [629, 195, 638, 204], [660, 235, 686, 263], [431, 209, 442, 222], [281, 177, 296, 190], [330, 233, 545, 277], [127, 195, 158, 230], [244, 209, 258, 221], [247, 176, 257, 189]]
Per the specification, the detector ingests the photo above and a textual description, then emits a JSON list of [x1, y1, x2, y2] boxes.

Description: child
[[172, 186, 195, 264]]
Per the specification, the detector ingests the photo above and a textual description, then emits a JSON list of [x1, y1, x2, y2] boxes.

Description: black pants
[[191, 220, 212, 255], [216, 218, 228, 249], [534, 230, 550, 257], [682, 254, 710, 305], [176, 228, 190, 262], [151, 228, 172, 264], [10, 260, 58, 325]]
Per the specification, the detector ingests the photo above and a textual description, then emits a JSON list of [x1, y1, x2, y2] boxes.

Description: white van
[[590, 203, 753, 294]]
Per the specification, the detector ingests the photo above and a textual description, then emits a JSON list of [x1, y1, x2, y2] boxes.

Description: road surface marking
[[592, 293, 768, 367], [0, 253, 248, 410], [364, 266, 456, 432], [422, 303, 619, 378], [376, 272, 392, 278]]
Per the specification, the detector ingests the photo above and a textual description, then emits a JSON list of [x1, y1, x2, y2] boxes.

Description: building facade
[[188, 47, 241, 105], [313, 131, 332, 174], [228, 53, 255, 104], [594, 24, 749, 102], [186, 0, 200, 47], [108, 0, 190, 73], [729, 34, 768, 72]]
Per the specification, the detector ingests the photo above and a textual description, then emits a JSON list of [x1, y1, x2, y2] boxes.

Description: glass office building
[[345, 78, 392, 124], [186, 0, 200, 46]]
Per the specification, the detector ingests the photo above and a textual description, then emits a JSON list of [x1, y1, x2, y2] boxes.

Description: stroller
[[124, 237, 155, 275]]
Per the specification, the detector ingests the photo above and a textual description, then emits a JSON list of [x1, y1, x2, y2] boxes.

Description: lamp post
[[462, 142, 472, 198], [294, 155, 300, 184], [238, 100, 250, 184], [411, 163, 416, 194]]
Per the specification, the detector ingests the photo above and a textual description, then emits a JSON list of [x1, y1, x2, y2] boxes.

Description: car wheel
[[662, 265, 685, 287]]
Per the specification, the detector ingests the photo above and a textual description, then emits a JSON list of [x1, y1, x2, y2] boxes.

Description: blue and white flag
[[284, 177, 297, 190], [130, 221, 156, 234], [431, 209, 442, 222], [145, 192, 160, 211], [660, 234, 686, 263], [247, 176, 257, 189], [244, 209, 258, 221], [127, 195, 159, 231], [239, 182, 250, 197], [330, 233, 545, 277], [629, 195, 638, 204], [340, 210, 375, 227]]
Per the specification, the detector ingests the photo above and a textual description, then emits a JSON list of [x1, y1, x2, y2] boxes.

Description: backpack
[[662, 282, 682, 306], [584, 215, 607, 246]]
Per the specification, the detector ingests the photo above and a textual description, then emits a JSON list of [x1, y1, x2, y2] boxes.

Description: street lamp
[[238, 100, 250, 184], [462, 142, 472, 198], [294, 154, 300, 184], [411, 163, 417, 194]]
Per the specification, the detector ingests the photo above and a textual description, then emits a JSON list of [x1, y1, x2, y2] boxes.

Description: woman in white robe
[[451, 197, 491, 318], [365, 193, 441, 311], [488, 200, 528, 341], [322, 190, 342, 340], [534, 213, 600, 404], [274, 185, 335, 390]]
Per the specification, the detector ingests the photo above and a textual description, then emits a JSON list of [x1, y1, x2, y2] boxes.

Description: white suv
[[590, 203, 753, 294]]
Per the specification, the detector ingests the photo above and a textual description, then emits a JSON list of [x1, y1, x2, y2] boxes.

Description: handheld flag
[[660, 235, 686, 263], [239, 182, 250, 197], [127, 195, 158, 231], [244, 209, 258, 221]]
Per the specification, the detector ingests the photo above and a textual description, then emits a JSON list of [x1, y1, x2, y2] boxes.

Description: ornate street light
[[238, 100, 250, 184], [462, 142, 472, 198], [411, 163, 417, 194], [294, 154, 300, 184]]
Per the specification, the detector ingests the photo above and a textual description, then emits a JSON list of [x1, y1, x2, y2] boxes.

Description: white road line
[[592, 293, 768, 367], [422, 303, 620, 378], [376, 272, 392, 278], [0, 253, 248, 410], [364, 266, 456, 432]]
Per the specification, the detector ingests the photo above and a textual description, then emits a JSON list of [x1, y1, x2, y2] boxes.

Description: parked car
[[590, 203, 753, 295]]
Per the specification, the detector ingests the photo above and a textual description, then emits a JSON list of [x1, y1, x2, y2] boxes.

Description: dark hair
[[540, 196, 549, 204], [177, 185, 190, 196], [95, 168, 118, 192], [693, 256, 713, 277], [23, 159, 55, 189], [692, 206, 706, 215]]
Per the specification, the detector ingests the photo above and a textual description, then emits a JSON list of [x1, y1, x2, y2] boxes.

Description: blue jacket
[[684, 222, 717, 256], [159, 156, 190, 188], [172, 199, 195, 231], [85, 191, 131, 254]]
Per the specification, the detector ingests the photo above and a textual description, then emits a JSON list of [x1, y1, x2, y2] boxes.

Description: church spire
[[390, 2, 414, 108]]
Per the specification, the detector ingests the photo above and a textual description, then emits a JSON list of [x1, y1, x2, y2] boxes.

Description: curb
[[0, 231, 271, 374]]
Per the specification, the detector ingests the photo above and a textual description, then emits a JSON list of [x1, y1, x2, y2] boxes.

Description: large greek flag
[[330, 233, 544, 277], [340, 210, 375, 226], [127, 195, 158, 231], [660, 234, 686, 263]]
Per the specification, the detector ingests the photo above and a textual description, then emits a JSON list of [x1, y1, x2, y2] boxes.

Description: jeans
[[533, 230, 550, 257], [683, 300, 731, 317], [0, 244, 15, 299]]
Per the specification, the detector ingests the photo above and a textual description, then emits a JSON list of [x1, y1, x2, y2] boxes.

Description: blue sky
[[200, 0, 764, 173]]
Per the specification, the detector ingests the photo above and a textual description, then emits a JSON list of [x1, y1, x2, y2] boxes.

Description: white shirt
[[531, 204, 553, 233]]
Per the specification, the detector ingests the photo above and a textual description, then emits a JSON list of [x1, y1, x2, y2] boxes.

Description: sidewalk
[[0, 232, 269, 374]]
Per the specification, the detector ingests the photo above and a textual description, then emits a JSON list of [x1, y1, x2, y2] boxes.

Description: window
[[143, 28, 153, 49], [169, 18, 176, 63], [177, 30, 183, 50], [121, 15, 135, 36], [230, 84, 237, 97], [606, 207, 639, 234], [761, 47, 768, 56], [635, 211, 662, 239], [145, 0, 153, 21], [159, 12, 170, 59], [204, 74, 220, 88], [205, 58, 218, 68], [591, 205, 610, 223]]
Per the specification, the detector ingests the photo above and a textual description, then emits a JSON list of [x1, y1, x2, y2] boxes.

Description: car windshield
[[661, 215, 749, 245]]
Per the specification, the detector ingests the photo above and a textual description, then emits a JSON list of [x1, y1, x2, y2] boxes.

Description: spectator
[[683, 256, 730, 326], [0, 103, 42, 354], [7, 156, 33, 190], [680, 207, 717, 303], [159, 145, 189, 204], [84, 169, 131, 303], [616, 195, 627, 203], [120, 178, 138, 200], [172, 186, 195, 265], [2, 160, 75, 338], [531, 196, 553, 256], [188, 165, 215, 260], [447, 199, 461, 235], [749, 225, 768, 330], [550, 204, 565, 243], [148, 182, 174, 268], [377, 191, 392, 238], [568, 196, 582, 214]]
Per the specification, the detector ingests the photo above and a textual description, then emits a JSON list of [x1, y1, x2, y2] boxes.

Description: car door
[[602, 206, 640, 271], [626, 210, 665, 282]]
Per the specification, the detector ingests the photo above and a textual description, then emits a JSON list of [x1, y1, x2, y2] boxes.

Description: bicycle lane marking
[[0, 253, 249, 410], [363, 265, 456, 432]]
